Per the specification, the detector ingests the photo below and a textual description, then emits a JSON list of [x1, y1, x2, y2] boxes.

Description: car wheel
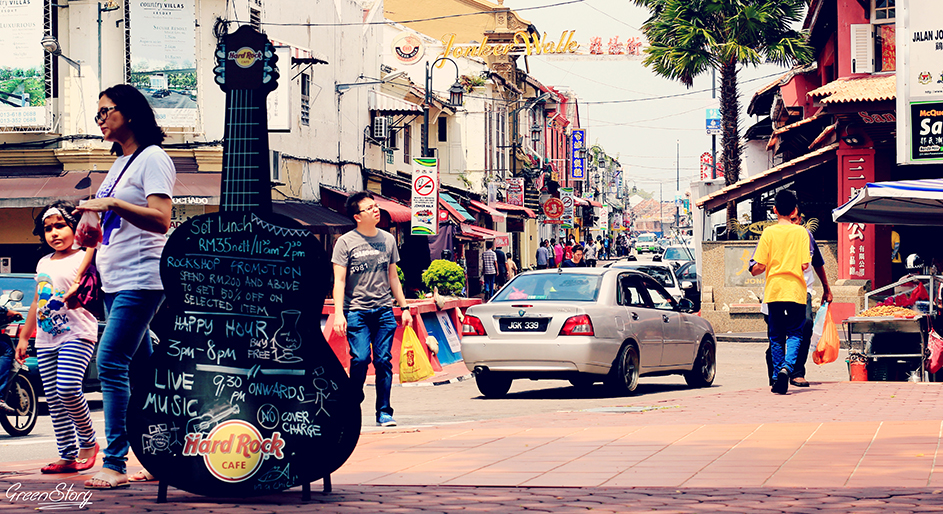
[[606, 343, 639, 394], [475, 372, 512, 398], [684, 337, 716, 388], [568, 376, 597, 388]]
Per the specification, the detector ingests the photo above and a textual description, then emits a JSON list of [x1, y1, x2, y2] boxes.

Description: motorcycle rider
[[0, 304, 23, 413]]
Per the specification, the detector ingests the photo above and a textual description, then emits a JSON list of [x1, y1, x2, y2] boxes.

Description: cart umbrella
[[832, 178, 943, 226]]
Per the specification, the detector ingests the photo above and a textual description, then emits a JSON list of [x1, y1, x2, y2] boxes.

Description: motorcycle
[[0, 290, 38, 437]]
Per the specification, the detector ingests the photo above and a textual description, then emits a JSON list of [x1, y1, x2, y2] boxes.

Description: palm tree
[[631, 0, 813, 237]]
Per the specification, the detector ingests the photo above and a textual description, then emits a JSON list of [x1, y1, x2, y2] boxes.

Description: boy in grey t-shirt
[[332, 191, 412, 427]]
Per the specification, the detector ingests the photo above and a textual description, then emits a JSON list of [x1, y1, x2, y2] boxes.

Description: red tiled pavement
[[3, 381, 943, 512]]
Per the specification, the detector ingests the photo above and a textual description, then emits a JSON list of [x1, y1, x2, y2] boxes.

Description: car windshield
[[614, 265, 676, 288], [492, 273, 602, 302], [0, 276, 35, 310], [638, 235, 655, 242], [664, 247, 694, 261]]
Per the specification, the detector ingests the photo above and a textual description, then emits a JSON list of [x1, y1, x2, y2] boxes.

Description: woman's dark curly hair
[[99, 84, 166, 156], [33, 200, 79, 248]]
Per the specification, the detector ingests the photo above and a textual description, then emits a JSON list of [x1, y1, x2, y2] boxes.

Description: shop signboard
[[725, 247, 766, 287], [411, 157, 439, 235], [560, 187, 575, 228], [0, 0, 46, 129], [600, 204, 609, 231], [896, 0, 943, 163], [128, 0, 198, 127], [542, 197, 564, 224], [506, 177, 524, 206], [392, 32, 425, 65], [700, 152, 713, 179], [571, 129, 586, 180]]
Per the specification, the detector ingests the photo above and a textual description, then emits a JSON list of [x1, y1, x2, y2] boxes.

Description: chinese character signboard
[[129, 0, 198, 127], [896, 0, 943, 164], [410, 158, 438, 235], [542, 197, 564, 224], [0, 0, 46, 129], [560, 187, 575, 228], [571, 129, 586, 180], [506, 178, 524, 206], [600, 205, 609, 230]]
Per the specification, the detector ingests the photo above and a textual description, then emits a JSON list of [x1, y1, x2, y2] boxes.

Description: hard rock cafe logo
[[228, 47, 263, 68], [392, 32, 424, 65], [919, 71, 933, 85], [183, 420, 285, 482]]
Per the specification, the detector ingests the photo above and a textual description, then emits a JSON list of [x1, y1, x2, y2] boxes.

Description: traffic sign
[[414, 175, 435, 196]]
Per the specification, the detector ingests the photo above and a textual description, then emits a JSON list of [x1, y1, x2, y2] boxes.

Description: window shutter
[[850, 24, 873, 74]]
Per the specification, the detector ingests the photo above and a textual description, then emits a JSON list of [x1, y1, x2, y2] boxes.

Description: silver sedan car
[[461, 268, 716, 398]]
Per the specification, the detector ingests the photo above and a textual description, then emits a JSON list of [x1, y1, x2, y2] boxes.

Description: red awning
[[373, 196, 412, 223], [460, 224, 510, 247], [492, 201, 536, 218], [586, 199, 602, 207], [0, 171, 221, 207], [467, 199, 507, 222], [573, 197, 589, 206]]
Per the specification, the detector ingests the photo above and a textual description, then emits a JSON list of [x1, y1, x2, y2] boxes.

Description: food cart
[[833, 178, 943, 382]]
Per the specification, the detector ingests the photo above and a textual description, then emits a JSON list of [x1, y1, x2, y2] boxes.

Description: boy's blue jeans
[[767, 301, 805, 381], [346, 307, 397, 420]]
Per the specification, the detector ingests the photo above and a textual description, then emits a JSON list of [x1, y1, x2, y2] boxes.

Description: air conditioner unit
[[373, 117, 389, 140]]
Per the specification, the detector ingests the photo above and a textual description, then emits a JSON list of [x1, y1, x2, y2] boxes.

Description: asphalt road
[[0, 341, 850, 464]]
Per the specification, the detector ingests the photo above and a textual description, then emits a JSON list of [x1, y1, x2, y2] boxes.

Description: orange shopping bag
[[399, 326, 434, 383], [813, 303, 840, 365]]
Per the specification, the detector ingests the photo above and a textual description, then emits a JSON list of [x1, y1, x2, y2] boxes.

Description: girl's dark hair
[[99, 84, 166, 156], [33, 200, 79, 247]]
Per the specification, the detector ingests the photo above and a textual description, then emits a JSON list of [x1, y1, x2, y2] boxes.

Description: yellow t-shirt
[[754, 223, 811, 304], [891, 230, 901, 263]]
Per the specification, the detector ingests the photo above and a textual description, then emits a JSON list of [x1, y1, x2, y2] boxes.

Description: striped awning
[[369, 90, 422, 115]]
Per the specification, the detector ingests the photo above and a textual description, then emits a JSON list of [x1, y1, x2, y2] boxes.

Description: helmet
[[906, 253, 923, 270]]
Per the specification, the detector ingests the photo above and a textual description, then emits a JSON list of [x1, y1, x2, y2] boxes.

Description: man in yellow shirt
[[751, 190, 811, 394]]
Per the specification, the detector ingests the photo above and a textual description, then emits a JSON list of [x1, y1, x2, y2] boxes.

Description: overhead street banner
[[410, 157, 438, 235], [0, 0, 46, 129], [129, 0, 198, 127], [896, 0, 943, 164]]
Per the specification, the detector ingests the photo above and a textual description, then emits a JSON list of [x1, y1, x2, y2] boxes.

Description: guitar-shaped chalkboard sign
[[129, 25, 361, 498]]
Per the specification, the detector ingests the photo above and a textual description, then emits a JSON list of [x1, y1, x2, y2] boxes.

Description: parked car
[[674, 261, 700, 311], [461, 268, 716, 398], [635, 233, 659, 254], [151, 89, 171, 98], [654, 245, 695, 268], [608, 261, 685, 302]]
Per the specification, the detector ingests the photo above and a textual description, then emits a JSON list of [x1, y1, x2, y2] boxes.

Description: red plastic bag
[[74, 210, 102, 248], [928, 328, 943, 374], [813, 304, 840, 365]]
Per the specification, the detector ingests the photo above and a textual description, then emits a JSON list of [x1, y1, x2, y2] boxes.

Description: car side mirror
[[680, 280, 695, 290], [677, 298, 695, 312], [652, 255, 662, 262]]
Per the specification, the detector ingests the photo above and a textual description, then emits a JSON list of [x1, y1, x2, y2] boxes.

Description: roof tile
[[808, 74, 896, 105]]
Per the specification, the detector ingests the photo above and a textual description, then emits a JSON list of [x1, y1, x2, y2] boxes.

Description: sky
[[503, 0, 798, 197]]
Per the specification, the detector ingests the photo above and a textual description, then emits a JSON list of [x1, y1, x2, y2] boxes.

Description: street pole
[[675, 140, 680, 236], [421, 58, 463, 158], [97, 2, 119, 93], [711, 66, 717, 180]]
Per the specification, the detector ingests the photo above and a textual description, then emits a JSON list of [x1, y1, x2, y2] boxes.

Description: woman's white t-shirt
[[95, 145, 176, 293], [34, 251, 99, 349]]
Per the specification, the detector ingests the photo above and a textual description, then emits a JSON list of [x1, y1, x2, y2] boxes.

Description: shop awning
[[373, 196, 413, 223], [369, 90, 422, 115], [0, 171, 221, 208], [460, 224, 510, 247], [467, 199, 507, 223], [272, 201, 355, 234], [695, 142, 838, 214], [832, 178, 943, 226], [440, 192, 474, 223], [493, 201, 536, 218]]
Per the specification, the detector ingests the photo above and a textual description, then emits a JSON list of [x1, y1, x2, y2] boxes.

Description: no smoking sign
[[414, 175, 436, 196]]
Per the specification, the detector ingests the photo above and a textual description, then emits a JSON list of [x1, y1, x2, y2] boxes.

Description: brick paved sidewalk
[[3, 381, 943, 512]]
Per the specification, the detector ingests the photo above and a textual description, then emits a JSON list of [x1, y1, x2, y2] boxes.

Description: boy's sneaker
[[377, 414, 396, 427], [772, 369, 789, 395]]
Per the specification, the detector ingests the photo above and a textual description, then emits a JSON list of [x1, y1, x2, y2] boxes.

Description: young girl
[[16, 200, 99, 474]]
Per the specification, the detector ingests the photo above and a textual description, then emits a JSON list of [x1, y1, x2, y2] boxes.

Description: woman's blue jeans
[[346, 307, 397, 420], [99, 290, 164, 474]]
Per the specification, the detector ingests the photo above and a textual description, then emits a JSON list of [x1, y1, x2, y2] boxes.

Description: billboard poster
[[0, 0, 46, 128], [896, 0, 943, 164], [506, 177, 524, 206], [128, 0, 198, 127], [599, 205, 608, 231], [560, 187, 574, 228], [410, 157, 438, 235]]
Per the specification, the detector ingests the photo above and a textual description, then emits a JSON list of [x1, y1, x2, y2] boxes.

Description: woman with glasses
[[75, 84, 175, 489]]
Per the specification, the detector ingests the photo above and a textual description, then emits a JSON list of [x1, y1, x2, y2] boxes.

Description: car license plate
[[499, 318, 548, 332]]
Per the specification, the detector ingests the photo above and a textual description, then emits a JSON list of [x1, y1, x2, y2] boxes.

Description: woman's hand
[[73, 198, 117, 213], [63, 282, 81, 309], [15, 339, 29, 363]]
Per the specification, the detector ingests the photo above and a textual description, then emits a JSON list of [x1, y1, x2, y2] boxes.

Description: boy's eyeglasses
[[95, 106, 117, 124]]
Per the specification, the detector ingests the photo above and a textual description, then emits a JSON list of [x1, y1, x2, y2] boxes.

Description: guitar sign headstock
[[214, 25, 279, 93]]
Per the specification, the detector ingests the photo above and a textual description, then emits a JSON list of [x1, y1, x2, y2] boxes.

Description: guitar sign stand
[[128, 25, 361, 503]]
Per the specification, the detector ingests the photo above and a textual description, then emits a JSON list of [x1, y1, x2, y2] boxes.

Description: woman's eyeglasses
[[95, 106, 117, 124]]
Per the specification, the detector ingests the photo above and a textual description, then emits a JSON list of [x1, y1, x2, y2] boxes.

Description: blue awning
[[832, 178, 943, 226], [440, 193, 474, 223]]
